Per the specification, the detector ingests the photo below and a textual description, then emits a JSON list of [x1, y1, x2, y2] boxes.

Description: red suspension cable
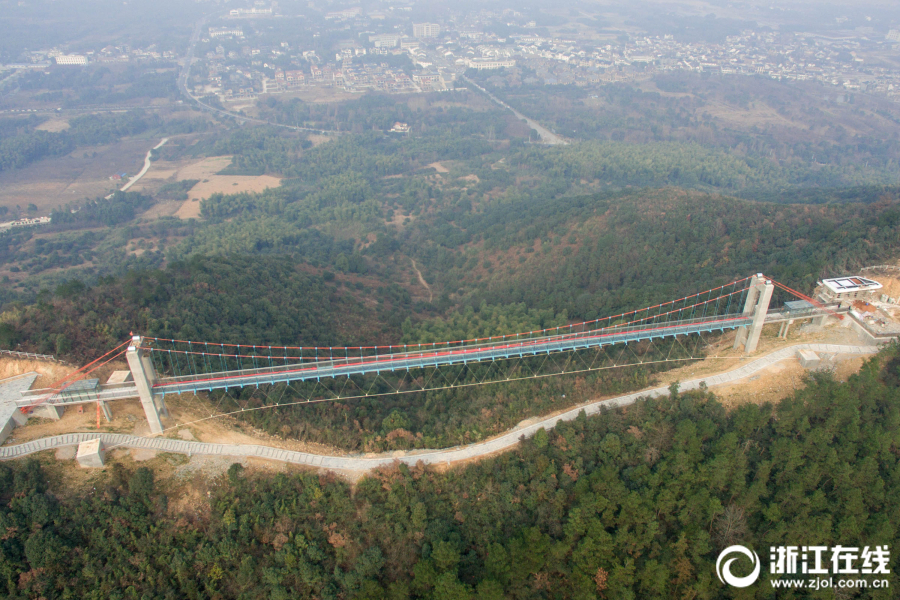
[[22, 339, 132, 412], [144, 275, 755, 352]]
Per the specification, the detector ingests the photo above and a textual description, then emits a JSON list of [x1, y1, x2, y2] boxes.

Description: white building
[[369, 34, 400, 48], [2, 217, 51, 229], [413, 23, 441, 39], [209, 27, 244, 38], [815, 276, 883, 305], [466, 58, 516, 70], [325, 7, 361, 20], [55, 55, 87, 65], [230, 7, 272, 16]]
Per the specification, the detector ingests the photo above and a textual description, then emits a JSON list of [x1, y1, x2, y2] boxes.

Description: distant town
[[3, 4, 900, 104]]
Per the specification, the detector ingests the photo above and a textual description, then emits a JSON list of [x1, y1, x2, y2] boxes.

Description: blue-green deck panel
[[153, 314, 752, 396]]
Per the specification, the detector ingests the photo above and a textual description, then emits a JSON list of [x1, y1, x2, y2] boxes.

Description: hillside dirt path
[[410, 258, 433, 302]]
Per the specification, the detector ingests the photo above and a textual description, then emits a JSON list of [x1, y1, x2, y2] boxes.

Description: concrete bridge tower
[[126, 336, 168, 435], [733, 274, 774, 354]]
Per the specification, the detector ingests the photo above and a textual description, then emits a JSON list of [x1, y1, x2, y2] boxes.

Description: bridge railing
[[0, 349, 57, 362], [143, 277, 756, 380], [16, 384, 142, 407], [150, 313, 751, 394]]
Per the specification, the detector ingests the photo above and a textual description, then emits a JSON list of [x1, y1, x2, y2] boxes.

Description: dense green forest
[[413, 188, 900, 320], [1, 350, 898, 598], [1, 255, 394, 361], [466, 71, 900, 184], [5, 184, 900, 359], [167, 180, 900, 323], [0, 189, 200, 297]]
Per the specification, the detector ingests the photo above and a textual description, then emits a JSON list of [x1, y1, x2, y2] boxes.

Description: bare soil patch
[[307, 134, 332, 147], [187, 175, 282, 201], [862, 270, 900, 299], [128, 155, 282, 220], [385, 211, 415, 229], [710, 359, 807, 409], [703, 100, 805, 130], [128, 159, 181, 188], [655, 323, 869, 408], [35, 118, 70, 132], [173, 174, 282, 219], [635, 81, 694, 98], [175, 198, 204, 219], [2, 400, 117, 445], [174, 155, 233, 180], [0, 357, 75, 389], [159, 393, 347, 457]]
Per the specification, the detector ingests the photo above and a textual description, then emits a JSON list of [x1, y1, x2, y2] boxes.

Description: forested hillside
[[414, 188, 900, 319], [3, 83, 899, 309], [2, 255, 398, 361], [1, 350, 897, 599], [467, 70, 900, 190]]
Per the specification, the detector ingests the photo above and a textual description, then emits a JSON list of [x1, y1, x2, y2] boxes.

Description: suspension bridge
[[5, 274, 848, 435]]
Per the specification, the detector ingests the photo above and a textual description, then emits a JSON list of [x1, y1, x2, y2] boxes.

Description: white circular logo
[[716, 545, 761, 588]]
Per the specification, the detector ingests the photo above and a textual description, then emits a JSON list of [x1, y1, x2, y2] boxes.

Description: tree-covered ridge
[[179, 127, 898, 201], [411, 188, 900, 320], [156, 144, 900, 325], [511, 140, 898, 191], [255, 92, 531, 142], [48, 191, 155, 229], [2, 255, 398, 362], [1, 350, 898, 599]]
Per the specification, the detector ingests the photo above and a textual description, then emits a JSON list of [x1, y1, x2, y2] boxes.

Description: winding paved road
[[0, 343, 879, 471], [120, 137, 168, 192]]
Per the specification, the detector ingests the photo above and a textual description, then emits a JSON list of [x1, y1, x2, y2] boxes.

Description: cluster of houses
[[270, 62, 419, 94], [182, 4, 900, 105]]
